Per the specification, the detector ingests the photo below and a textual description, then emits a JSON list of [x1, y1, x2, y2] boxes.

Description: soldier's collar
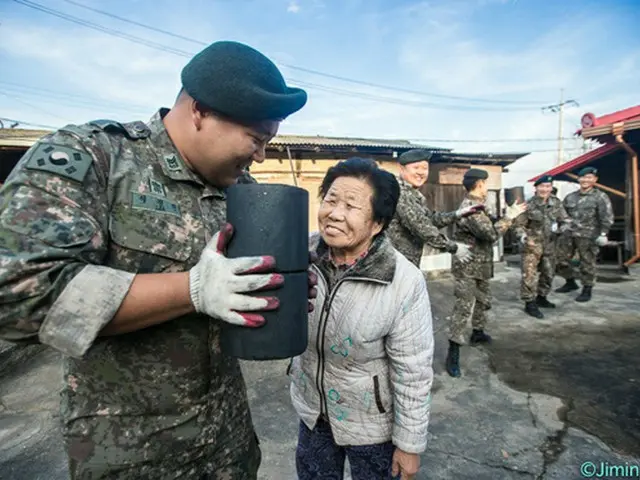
[[147, 109, 206, 185]]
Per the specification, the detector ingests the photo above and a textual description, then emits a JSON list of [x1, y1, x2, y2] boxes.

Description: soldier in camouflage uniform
[[446, 168, 527, 377], [513, 176, 570, 319], [386, 149, 483, 268], [0, 41, 316, 479], [555, 166, 614, 302]]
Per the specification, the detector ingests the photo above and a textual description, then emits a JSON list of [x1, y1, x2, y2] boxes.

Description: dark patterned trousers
[[295, 418, 396, 480], [556, 236, 599, 286], [449, 275, 491, 345], [520, 247, 556, 301]]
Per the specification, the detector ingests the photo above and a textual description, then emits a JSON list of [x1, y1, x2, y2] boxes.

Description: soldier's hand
[[595, 233, 609, 247], [519, 233, 527, 245], [189, 223, 283, 327], [453, 242, 473, 264], [505, 201, 527, 220], [456, 203, 485, 218]]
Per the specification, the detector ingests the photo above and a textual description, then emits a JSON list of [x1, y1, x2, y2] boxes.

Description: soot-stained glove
[[189, 223, 283, 327], [456, 204, 485, 218]]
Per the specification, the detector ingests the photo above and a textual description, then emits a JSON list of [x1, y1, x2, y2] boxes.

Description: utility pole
[[542, 89, 579, 166]]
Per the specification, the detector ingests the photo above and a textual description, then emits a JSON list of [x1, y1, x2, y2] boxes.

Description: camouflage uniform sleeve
[[394, 189, 455, 252], [430, 211, 458, 229], [597, 191, 614, 235], [459, 212, 511, 243], [0, 129, 135, 358], [511, 212, 528, 238]]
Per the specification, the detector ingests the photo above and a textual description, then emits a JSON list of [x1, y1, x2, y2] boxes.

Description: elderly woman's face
[[318, 176, 383, 252]]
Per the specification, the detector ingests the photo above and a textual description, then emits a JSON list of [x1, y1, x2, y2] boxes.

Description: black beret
[[534, 175, 554, 186], [398, 149, 432, 165], [181, 41, 307, 123], [577, 166, 598, 177], [463, 168, 489, 181]]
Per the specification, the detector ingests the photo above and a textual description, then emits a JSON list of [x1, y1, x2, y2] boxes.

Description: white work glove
[[189, 223, 283, 327], [595, 233, 609, 247], [453, 242, 473, 264], [551, 222, 558, 233], [455, 203, 485, 218], [505, 202, 528, 220]]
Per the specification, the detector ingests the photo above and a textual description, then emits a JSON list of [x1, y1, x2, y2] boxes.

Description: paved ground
[[1, 261, 639, 479]]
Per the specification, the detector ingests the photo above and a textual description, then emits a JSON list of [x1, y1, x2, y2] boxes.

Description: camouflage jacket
[[563, 188, 614, 239], [386, 176, 457, 267], [513, 195, 570, 254], [452, 194, 513, 279], [0, 109, 256, 474]]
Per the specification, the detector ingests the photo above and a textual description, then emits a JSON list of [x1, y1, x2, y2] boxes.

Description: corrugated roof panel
[[528, 143, 620, 183]]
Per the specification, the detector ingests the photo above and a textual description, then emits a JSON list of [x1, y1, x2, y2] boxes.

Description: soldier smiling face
[[164, 92, 280, 187], [579, 173, 597, 192], [535, 182, 553, 199], [400, 161, 430, 188]]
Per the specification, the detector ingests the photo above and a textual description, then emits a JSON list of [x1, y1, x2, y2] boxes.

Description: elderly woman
[[288, 157, 434, 480]]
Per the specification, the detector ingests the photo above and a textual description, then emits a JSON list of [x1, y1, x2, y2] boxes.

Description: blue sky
[[1, 0, 639, 189]]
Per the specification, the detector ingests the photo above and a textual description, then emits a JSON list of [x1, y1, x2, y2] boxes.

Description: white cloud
[[287, 1, 301, 13], [1, 1, 638, 191]]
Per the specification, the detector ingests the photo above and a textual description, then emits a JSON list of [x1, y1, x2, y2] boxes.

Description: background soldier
[[386, 149, 483, 268], [0, 41, 316, 479], [446, 168, 527, 377], [555, 166, 614, 302], [513, 175, 570, 319]]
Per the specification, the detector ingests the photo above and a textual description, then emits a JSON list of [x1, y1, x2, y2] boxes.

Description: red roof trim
[[576, 105, 640, 135], [528, 142, 620, 183]]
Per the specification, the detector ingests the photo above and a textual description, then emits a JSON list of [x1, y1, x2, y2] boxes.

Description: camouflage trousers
[[449, 275, 491, 345], [556, 236, 599, 286], [520, 248, 556, 301], [64, 404, 261, 480]]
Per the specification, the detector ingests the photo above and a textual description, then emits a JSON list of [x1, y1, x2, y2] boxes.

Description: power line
[[541, 88, 580, 166], [17, 0, 554, 107], [407, 136, 578, 143], [0, 117, 58, 129], [0, 80, 154, 111], [12, 0, 193, 57], [0, 92, 71, 122]]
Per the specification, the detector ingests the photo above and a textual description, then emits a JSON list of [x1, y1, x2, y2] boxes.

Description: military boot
[[525, 301, 544, 318], [536, 295, 556, 308], [445, 341, 461, 378], [470, 329, 492, 345], [555, 278, 579, 293], [575, 285, 592, 302]]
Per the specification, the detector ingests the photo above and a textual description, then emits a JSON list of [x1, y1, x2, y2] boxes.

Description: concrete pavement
[[1, 262, 639, 479]]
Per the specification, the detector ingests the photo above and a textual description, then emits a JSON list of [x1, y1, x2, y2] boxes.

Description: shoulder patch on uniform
[[131, 191, 181, 217], [24, 142, 92, 183]]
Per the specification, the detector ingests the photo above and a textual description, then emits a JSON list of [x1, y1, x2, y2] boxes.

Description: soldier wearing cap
[[512, 175, 570, 318], [446, 168, 527, 377], [386, 149, 484, 268], [555, 166, 614, 302], [0, 41, 317, 479]]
